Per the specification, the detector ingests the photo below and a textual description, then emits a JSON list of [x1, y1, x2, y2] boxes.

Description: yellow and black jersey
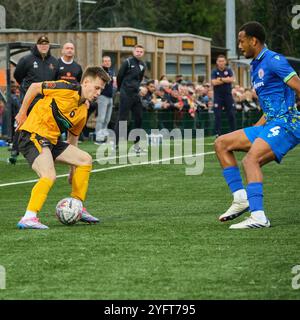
[[20, 80, 88, 145]]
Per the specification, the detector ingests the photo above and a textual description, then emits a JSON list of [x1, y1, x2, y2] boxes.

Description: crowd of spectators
[[139, 76, 261, 118]]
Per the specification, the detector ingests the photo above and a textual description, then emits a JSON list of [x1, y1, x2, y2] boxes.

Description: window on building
[[195, 56, 207, 82], [179, 55, 193, 79], [166, 54, 177, 78], [144, 53, 152, 79]]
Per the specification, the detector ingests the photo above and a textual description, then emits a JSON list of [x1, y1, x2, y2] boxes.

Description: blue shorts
[[244, 122, 300, 163]]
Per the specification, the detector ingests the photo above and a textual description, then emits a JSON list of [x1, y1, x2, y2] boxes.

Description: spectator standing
[[57, 42, 83, 84], [10, 35, 59, 164], [211, 55, 236, 137], [8, 83, 22, 141], [95, 56, 115, 144], [115, 45, 146, 152], [14, 35, 59, 109]]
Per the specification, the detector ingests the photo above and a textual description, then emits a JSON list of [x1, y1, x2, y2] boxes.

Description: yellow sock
[[71, 165, 92, 202], [27, 177, 54, 213]]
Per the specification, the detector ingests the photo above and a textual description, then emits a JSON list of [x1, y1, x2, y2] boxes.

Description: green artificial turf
[[0, 138, 299, 299]]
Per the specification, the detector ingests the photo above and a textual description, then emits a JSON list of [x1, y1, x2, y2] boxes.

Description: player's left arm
[[268, 54, 300, 96], [286, 75, 300, 98], [254, 114, 266, 126]]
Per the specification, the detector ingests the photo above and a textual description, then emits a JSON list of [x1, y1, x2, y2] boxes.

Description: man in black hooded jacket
[[115, 45, 146, 152], [9, 35, 59, 164], [14, 35, 59, 110]]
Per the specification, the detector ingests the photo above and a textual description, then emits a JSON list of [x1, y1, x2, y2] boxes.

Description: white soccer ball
[[55, 197, 83, 225]]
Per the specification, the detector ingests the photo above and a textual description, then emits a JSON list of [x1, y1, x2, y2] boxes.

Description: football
[[55, 197, 83, 225]]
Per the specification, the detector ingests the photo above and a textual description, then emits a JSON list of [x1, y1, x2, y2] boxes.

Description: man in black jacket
[[57, 42, 82, 84], [14, 35, 59, 108], [9, 35, 59, 164], [115, 45, 146, 152]]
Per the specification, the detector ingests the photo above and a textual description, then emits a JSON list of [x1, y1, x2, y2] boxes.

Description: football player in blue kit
[[215, 21, 300, 229]]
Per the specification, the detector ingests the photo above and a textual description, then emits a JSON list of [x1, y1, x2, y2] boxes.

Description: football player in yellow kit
[[15, 66, 111, 229]]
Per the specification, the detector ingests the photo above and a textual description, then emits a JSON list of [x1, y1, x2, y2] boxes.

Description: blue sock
[[223, 166, 244, 193], [246, 182, 264, 212]]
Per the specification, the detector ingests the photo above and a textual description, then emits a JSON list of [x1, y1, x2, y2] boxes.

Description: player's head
[[133, 45, 145, 60], [81, 66, 111, 102], [238, 21, 266, 59], [62, 42, 75, 59], [216, 55, 227, 70]]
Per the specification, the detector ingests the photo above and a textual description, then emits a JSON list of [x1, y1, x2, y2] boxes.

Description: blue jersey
[[250, 47, 300, 134]]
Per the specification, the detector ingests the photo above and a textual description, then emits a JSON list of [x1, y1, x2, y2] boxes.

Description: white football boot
[[229, 216, 271, 229], [17, 217, 49, 229], [219, 199, 249, 222]]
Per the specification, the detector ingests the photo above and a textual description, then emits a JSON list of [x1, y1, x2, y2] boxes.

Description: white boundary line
[[0, 151, 215, 188]]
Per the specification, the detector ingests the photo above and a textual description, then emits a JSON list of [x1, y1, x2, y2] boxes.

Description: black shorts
[[18, 131, 69, 166]]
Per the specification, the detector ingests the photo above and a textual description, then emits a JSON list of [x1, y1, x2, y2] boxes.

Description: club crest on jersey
[[33, 61, 38, 69], [258, 68, 264, 79], [224, 71, 228, 76]]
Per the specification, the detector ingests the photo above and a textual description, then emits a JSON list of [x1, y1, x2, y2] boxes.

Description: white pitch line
[[0, 151, 215, 188]]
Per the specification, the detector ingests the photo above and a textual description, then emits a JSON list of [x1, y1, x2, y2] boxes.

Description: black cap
[[37, 35, 49, 44]]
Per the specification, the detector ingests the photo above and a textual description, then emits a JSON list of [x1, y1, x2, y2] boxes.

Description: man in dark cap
[[14, 35, 59, 101], [9, 35, 59, 164]]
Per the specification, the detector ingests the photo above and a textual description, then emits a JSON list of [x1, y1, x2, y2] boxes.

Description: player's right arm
[[15, 82, 43, 130]]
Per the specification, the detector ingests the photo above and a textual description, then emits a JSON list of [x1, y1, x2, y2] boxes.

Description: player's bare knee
[[214, 136, 227, 154]]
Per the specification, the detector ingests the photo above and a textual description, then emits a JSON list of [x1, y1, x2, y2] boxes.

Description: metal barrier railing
[[129, 109, 262, 136]]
